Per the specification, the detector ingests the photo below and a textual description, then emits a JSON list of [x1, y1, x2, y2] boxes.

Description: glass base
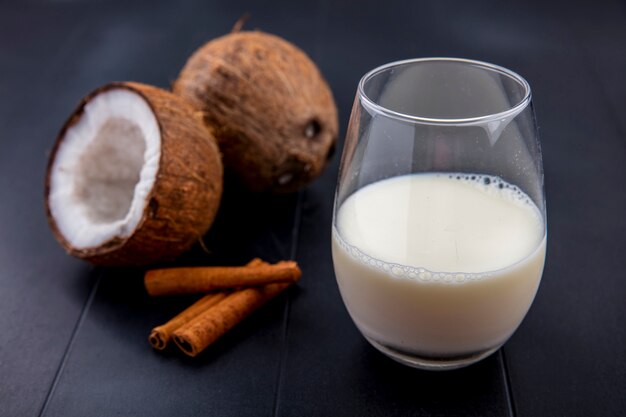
[[364, 336, 500, 371]]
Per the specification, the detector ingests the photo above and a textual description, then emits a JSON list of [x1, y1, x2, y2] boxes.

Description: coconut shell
[[45, 82, 223, 266], [173, 31, 338, 193]]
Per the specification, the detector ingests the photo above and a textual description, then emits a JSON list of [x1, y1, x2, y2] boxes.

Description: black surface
[[1, 1, 625, 416]]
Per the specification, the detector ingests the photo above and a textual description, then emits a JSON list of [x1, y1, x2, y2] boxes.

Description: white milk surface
[[332, 173, 546, 356]]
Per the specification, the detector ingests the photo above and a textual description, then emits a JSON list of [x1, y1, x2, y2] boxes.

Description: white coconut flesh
[[48, 89, 161, 250]]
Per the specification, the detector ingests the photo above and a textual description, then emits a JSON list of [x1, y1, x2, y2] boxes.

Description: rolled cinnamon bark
[[148, 259, 266, 350], [145, 260, 301, 296], [148, 292, 228, 350], [172, 282, 292, 357]]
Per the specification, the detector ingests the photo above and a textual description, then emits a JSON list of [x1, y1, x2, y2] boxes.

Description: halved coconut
[[173, 31, 339, 193], [45, 82, 223, 266]]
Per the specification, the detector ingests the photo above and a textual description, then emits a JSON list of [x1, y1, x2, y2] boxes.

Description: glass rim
[[358, 57, 532, 126]]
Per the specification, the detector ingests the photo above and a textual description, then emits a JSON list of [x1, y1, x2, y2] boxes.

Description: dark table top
[[1, 0, 625, 416]]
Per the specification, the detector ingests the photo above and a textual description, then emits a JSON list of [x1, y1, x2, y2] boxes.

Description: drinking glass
[[331, 58, 546, 370]]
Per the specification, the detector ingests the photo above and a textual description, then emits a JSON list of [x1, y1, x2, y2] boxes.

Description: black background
[[1, 0, 625, 416]]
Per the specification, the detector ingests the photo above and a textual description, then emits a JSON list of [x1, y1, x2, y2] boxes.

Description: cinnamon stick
[[172, 282, 292, 357], [145, 260, 301, 296], [148, 259, 265, 350], [148, 292, 228, 350]]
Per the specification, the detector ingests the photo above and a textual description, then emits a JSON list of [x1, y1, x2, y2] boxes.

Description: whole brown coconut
[[45, 82, 223, 266], [173, 31, 338, 193]]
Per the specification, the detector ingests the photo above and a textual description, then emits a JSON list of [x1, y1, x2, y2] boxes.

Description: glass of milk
[[332, 58, 546, 370]]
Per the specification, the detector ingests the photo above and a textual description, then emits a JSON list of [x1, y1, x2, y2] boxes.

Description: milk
[[332, 173, 546, 357]]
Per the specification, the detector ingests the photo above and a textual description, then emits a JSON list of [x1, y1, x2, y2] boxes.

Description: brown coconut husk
[[45, 82, 223, 266], [173, 31, 338, 193]]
